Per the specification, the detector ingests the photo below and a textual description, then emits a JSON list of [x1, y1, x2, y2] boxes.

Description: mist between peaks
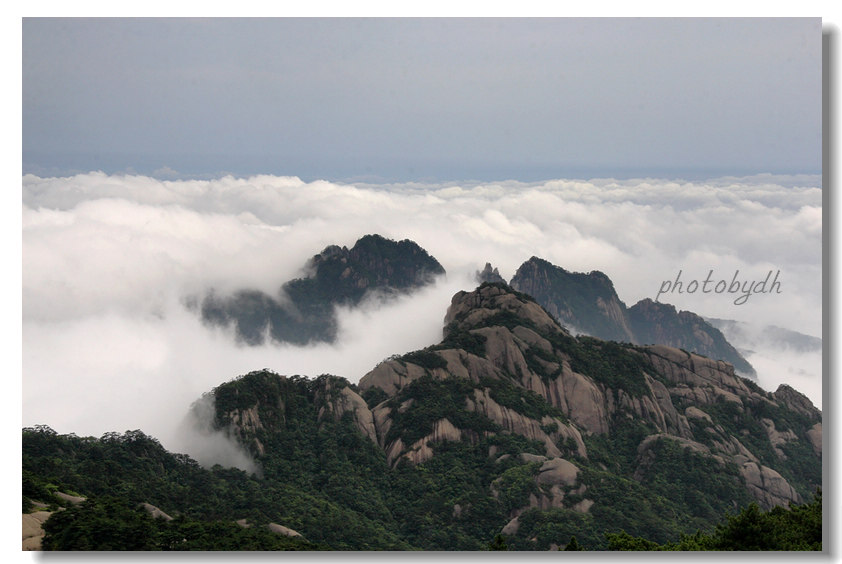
[[655, 270, 781, 306]]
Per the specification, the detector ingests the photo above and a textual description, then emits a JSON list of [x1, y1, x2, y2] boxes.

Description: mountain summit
[[199, 234, 445, 345], [510, 257, 756, 377]]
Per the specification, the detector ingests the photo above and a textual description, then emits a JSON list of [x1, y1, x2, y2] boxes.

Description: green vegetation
[[564, 337, 651, 398], [435, 328, 487, 357], [361, 386, 388, 409], [23, 360, 822, 551], [41, 495, 326, 550], [23, 386, 412, 551], [632, 437, 753, 525], [495, 462, 542, 513], [23, 280, 821, 551], [479, 375, 567, 423], [689, 397, 820, 500], [605, 490, 822, 550], [384, 375, 499, 445], [400, 349, 449, 371]]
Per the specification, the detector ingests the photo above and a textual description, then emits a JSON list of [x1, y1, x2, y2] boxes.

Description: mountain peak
[[443, 282, 565, 339], [510, 257, 634, 342], [298, 234, 445, 297], [510, 257, 755, 378], [773, 384, 821, 421], [475, 262, 506, 285], [200, 234, 445, 346]]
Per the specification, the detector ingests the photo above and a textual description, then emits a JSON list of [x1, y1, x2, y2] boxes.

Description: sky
[[22, 17, 821, 181], [18, 17, 825, 471]]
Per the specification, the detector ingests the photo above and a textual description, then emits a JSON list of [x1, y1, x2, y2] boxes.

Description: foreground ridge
[[23, 283, 821, 550]]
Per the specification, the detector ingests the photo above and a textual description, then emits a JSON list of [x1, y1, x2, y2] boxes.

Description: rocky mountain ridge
[[23, 281, 822, 550], [211, 283, 820, 516], [508, 257, 756, 377]]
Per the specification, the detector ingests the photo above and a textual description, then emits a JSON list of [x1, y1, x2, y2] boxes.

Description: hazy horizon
[[24, 18, 821, 181]]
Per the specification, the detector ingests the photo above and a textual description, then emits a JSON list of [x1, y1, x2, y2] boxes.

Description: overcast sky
[[23, 17, 821, 181]]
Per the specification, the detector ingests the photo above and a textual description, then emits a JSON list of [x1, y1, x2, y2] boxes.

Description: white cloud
[[22, 172, 823, 464]]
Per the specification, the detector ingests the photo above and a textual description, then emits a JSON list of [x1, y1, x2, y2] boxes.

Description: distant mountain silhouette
[[199, 234, 445, 345], [510, 257, 755, 378]]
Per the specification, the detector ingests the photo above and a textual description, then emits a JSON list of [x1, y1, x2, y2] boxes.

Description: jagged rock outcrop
[[760, 418, 799, 459], [401, 418, 463, 465], [224, 401, 270, 456], [773, 384, 822, 421], [643, 345, 760, 405], [368, 284, 816, 509], [443, 283, 561, 337], [476, 262, 506, 285], [465, 388, 586, 458]]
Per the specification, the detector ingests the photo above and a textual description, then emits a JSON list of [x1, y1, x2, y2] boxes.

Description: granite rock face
[[213, 283, 819, 513], [362, 284, 817, 509]]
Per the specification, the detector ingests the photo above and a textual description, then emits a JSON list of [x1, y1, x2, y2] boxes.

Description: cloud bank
[[22, 172, 823, 465]]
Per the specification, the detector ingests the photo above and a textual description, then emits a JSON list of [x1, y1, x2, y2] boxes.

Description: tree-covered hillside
[[23, 283, 821, 551]]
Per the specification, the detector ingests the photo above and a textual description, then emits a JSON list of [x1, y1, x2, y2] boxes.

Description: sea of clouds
[[22, 172, 823, 465]]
